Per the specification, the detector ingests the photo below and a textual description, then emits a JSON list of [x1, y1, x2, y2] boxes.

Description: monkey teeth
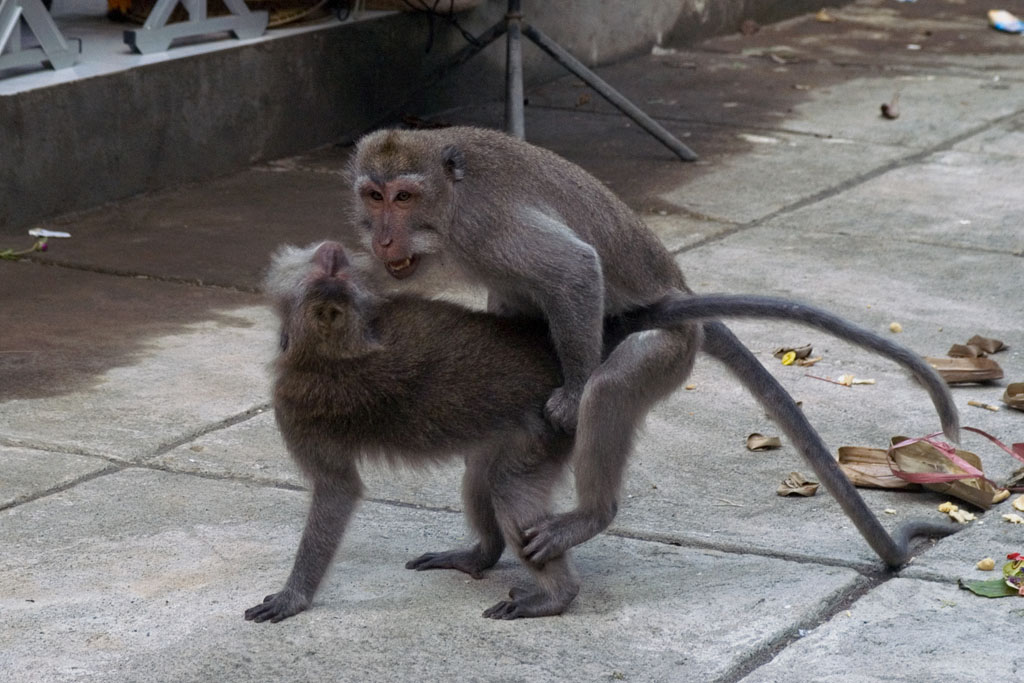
[[385, 256, 419, 280]]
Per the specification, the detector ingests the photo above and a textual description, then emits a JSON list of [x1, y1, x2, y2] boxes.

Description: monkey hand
[[243, 588, 311, 624], [544, 386, 581, 434]]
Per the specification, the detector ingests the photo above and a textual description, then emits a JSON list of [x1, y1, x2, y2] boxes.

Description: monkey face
[[351, 130, 463, 282]]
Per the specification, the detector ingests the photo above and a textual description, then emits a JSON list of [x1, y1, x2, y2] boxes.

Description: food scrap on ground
[[1013, 496, 1024, 512], [967, 400, 1000, 412], [1004, 514, 1024, 525], [960, 553, 1024, 598], [889, 321, 903, 333], [977, 558, 996, 571], [777, 472, 819, 497], [938, 501, 975, 524]]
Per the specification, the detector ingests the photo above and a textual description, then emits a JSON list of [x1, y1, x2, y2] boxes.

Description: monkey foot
[[544, 386, 581, 434], [482, 587, 574, 620], [405, 546, 499, 579], [244, 588, 310, 624], [522, 510, 610, 564]]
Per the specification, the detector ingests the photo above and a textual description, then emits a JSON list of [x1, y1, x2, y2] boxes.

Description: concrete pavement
[[2, 1, 1023, 680]]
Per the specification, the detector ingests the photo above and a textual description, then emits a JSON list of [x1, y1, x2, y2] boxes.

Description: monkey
[[247, 241, 955, 623], [347, 126, 960, 570], [246, 240, 578, 622]]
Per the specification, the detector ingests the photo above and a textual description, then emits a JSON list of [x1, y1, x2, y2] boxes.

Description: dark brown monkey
[[247, 241, 956, 623], [348, 126, 960, 569], [246, 240, 578, 622]]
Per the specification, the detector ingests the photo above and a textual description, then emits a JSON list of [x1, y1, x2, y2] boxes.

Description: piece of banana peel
[[838, 440, 1005, 509]]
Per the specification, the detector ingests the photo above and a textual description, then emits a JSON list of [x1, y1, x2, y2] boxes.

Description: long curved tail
[[645, 293, 960, 442]]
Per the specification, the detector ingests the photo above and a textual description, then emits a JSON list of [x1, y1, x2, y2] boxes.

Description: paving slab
[[756, 147, 1024, 256], [0, 263, 274, 459], [526, 41, 1023, 151], [741, 577, 1024, 682], [703, 0, 1024, 74], [0, 445, 111, 509], [0, 468, 863, 683], [442, 102, 911, 226]]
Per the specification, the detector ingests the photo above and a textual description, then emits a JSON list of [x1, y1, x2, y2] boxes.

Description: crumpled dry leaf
[[967, 335, 1007, 354], [838, 446, 919, 490], [890, 437, 1002, 510], [747, 433, 782, 451], [773, 344, 813, 360], [925, 357, 1004, 384], [778, 472, 819, 497], [1004, 383, 1024, 411]]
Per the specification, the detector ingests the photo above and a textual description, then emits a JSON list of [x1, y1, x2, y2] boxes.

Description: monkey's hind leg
[[245, 466, 363, 623], [523, 324, 701, 564], [483, 436, 581, 620], [406, 452, 506, 579]]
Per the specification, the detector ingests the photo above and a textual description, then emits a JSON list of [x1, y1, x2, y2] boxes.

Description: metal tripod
[[438, 0, 697, 161]]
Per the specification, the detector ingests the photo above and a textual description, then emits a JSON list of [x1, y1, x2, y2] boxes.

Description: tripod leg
[[505, 1, 525, 138], [522, 24, 697, 161]]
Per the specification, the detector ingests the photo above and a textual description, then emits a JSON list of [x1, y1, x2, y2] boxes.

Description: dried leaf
[[778, 471, 819, 497], [925, 357, 1004, 384], [837, 446, 919, 490], [966, 335, 1007, 354], [948, 344, 984, 358], [773, 344, 813, 360], [1004, 383, 1024, 411], [815, 8, 837, 23], [747, 433, 782, 451], [959, 578, 1019, 598]]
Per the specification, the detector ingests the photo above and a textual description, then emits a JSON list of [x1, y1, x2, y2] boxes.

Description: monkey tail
[[647, 293, 960, 444]]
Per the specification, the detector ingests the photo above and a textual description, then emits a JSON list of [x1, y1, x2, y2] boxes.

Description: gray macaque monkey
[[348, 126, 959, 570], [247, 241, 954, 623]]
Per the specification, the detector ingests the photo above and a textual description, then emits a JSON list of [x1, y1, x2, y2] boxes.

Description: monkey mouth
[[385, 255, 419, 279]]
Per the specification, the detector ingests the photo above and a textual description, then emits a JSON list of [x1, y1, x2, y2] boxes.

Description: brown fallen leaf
[[778, 472, 819, 497], [815, 8, 837, 23], [967, 335, 1007, 354], [925, 356, 1004, 384], [1003, 383, 1024, 411], [948, 343, 984, 358], [890, 437, 1004, 510], [747, 433, 782, 451], [881, 93, 900, 120], [773, 344, 813, 360], [838, 446, 920, 490]]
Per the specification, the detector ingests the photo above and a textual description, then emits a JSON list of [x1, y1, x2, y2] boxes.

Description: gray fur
[[347, 126, 960, 572]]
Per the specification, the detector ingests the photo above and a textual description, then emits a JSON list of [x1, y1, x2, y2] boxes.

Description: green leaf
[[958, 578, 1019, 598]]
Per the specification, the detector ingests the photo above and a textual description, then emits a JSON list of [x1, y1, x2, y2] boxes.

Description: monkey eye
[[368, 190, 384, 201], [394, 191, 412, 202]]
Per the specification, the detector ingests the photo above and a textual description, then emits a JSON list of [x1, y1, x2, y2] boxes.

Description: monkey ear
[[441, 145, 466, 182]]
